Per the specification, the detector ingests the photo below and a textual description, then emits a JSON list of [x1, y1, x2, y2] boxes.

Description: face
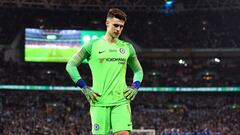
[[106, 17, 125, 38]]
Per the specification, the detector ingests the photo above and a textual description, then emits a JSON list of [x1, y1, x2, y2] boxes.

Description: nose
[[116, 26, 121, 31]]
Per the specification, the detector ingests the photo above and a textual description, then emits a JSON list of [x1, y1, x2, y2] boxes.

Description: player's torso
[[90, 38, 130, 67], [88, 38, 130, 106]]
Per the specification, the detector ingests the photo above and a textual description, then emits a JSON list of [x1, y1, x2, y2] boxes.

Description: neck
[[103, 33, 117, 44]]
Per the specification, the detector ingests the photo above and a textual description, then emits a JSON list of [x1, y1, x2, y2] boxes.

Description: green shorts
[[90, 103, 132, 135]]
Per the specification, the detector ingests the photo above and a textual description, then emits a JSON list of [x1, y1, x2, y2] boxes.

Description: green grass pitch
[[25, 47, 79, 62]]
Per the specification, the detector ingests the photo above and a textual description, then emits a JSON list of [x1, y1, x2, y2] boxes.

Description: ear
[[106, 19, 109, 27]]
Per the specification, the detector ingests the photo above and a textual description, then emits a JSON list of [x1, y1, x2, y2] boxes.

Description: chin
[[115, 34, 120, 38]]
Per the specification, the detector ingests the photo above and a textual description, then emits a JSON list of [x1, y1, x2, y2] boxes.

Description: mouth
[[114, 32, 120, 36]]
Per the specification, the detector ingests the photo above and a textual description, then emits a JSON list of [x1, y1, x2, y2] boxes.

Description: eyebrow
[[113, 24, 124, 27]]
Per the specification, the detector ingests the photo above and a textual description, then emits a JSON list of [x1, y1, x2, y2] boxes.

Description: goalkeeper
[[66, 8, 143, 135]]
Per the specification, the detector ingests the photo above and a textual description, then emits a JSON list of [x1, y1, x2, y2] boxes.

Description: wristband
[[76, 79, 87, 89], [131, 81, 141, 89]]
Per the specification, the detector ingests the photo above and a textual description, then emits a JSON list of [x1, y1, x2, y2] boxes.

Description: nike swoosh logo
[[98, 51, 105, 54]]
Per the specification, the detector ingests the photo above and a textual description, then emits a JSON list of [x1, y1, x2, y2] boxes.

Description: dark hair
[[107, 8, 127, 22]]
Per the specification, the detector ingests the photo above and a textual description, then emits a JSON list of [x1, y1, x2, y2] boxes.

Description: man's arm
[[127, 43, 143, 83], [66, 47, 89, 83], [66, 44, 101, 103], [127, 55, 143, 83], [124, 44, 143, 100]]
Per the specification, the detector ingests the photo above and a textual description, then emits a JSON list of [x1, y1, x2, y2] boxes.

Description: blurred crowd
[[141, 58, 240, 87], [0, 91, 240, 135], [0, 8, 240, 48], [0, 91, 90, 135], [127, 10, 240, 48]]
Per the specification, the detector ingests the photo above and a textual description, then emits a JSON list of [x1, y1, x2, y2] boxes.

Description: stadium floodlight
[[92, 35, 98, 40], [178, 59, 185, 64], [214, 58, 220, 63], [46, 35, 57, 40], [162, 0, 176, 14], [164, 0, 175, 7], [165, 1, 173, 6], [83, 35, 91, 43]]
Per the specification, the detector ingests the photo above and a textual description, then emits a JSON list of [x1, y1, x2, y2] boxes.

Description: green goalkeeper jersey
[[66, 37, 143, 106]]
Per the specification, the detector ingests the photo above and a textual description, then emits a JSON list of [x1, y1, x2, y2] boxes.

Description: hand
[[124, 81, 141, 101], [76, 79, 101, 103], [82, 87, 101, 103], [124, 87, 138, 100]]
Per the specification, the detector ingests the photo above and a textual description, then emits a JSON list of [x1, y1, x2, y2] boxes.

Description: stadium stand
[[0, 9, 240, 49], [1, 0, 240, 134], [0, 91, 240, 134]]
